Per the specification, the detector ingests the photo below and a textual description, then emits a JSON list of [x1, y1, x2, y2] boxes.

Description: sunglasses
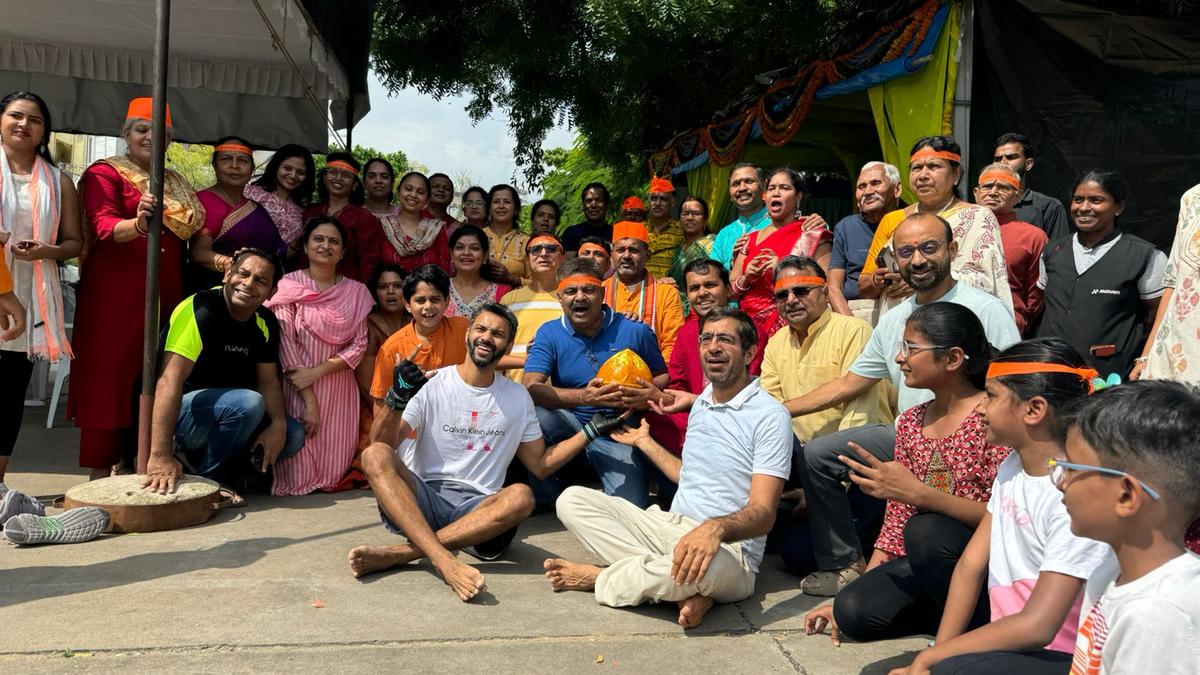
[[528, 244, 562, 255], [773, 286, 820, 301], [1047, 458, 1161, 500]]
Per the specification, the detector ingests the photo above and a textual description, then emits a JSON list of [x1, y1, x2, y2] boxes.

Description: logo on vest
[[1090, 289, 1121, 296], [224, 344, 250, 356]]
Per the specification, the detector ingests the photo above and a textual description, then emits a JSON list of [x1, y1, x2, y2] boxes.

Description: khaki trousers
[[556, 485, 756, 607]]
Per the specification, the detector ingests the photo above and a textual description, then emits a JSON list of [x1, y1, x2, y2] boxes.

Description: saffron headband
[[774, 275, 826, 291], [326, 160, 359, 176], [578, 243, 608, 256], [557, 275, 604, 291], [214, 143, 253, 157], [986, 362, 1101, 392], [978, 171, 1021, 189], [910, 149, 962, 164], [528, 235, 561, 250]]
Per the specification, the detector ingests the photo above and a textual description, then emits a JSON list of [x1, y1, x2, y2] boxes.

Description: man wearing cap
[[522, 257, 669, 508], [645, 177, 684, 279], [605, 221, 685, 361], [973, 163, 1048, 334], [500, 233, 567, 381], [620, 196, 647, 223]]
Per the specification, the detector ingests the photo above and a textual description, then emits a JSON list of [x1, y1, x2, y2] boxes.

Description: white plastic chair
[[45, 322, 72, 429]]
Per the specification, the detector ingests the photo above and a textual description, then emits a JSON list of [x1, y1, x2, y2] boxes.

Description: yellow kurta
[[608, 274, 684, 361], [485, 227, 529, 279], [759, 310, 894, 442], [646, 219, 683, 279]]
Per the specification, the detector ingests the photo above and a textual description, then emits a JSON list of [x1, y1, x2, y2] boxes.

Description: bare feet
[[543, 558, 601, 591], [347, 544, 421, 578], [434, 557, 487, 601], [677, 594, 715, 628]]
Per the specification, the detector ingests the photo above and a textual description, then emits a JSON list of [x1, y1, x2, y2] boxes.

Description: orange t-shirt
[[370, 315, 469, 400], [0, 253, 12, 294]]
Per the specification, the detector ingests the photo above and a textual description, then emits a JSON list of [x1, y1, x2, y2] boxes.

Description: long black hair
[[905, 302, 995, 390], [251, 144, 315, 207], [1, 91, 55, 166], [317, 152, 365, 206], [991, 338, 1091, 440]]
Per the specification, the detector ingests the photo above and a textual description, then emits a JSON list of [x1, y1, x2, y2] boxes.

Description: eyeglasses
[[975, 182, 1017, 194], [773, 286, 820, 301], [895, 240, 943, 260], [1047, 458, 1161, 500], [699, 332, 739, 347], [326, 169, 356, 181], [897, 339, 964, 359], [528, 244, 562, 255]]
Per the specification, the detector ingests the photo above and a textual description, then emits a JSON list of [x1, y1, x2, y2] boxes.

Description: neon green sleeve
[[163, 295, 202, 362]]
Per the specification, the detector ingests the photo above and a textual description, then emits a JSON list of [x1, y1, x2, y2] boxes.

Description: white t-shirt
[[1071, 552, 1200, 675], [401, 365, 543, 495], [986, 454, 1115, 653]]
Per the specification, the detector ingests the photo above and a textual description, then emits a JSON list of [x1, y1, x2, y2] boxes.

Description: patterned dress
[[1146, 183, 1200, 383], [874, 402, 1011, 558]]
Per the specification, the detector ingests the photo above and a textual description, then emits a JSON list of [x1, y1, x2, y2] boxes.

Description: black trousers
[[931, 649, 1071, 675], [833, 512, 990, 642], [0, 350, 36, 457]]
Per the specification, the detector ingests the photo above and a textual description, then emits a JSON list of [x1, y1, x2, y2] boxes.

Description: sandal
[[216, 487, 247, 510], [801, 565, 862, 597]]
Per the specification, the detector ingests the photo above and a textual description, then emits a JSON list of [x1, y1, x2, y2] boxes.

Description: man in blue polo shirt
[[712, 164, 769, 269], [523, 257, 668, 508]]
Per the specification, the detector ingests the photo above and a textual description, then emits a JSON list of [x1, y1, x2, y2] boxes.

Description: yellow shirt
[[486, 227, 529, 279], [759, 310, 894, 442], [608, 275, 684, 361], [646, 219, 683, 279], [500, 286, 564, 381]]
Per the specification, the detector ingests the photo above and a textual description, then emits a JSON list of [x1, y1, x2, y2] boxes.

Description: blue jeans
[[175, 388, 304, 478], [530, 406, 651, 508]]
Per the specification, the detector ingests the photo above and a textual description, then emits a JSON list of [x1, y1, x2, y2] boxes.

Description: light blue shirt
[[671, 378, 792, 572], [712, 206, 771, 269], [849, 283, 1021, 413]]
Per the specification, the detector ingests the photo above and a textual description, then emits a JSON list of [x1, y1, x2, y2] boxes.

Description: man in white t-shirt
[[347, 302, 623, 601]]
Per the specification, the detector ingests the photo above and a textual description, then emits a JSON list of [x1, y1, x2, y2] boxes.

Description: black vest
[[1038, 232, 1154, 377]]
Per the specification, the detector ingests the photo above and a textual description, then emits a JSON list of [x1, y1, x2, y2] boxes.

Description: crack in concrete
[[768, 632, 809, 673]]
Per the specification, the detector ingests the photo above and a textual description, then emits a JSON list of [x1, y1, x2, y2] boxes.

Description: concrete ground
[[0, 411, 926, 674]]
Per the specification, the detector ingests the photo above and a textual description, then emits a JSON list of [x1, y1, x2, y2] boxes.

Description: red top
[[70, 161, 188, 430], [875, 402, 1011, 558], [738, 218, 832, 340], [997, 211, 1048, 335], [382, 224, 451, 274], [302, 203, 384, 283]]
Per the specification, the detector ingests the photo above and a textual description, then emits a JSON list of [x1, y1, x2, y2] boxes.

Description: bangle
[[732, 275, 751, 293], [133, 218, 149, 236], [1134, 356, 1148, 364]]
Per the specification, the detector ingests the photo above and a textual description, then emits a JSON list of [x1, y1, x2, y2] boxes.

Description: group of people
[[1, 90, 1199, 674]]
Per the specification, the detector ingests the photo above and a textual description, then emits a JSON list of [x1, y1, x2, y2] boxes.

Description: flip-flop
[[216, 487, 246, 510], [800, 566, 862, 597]]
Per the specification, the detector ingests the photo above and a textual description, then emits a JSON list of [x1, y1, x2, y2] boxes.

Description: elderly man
[[712, 163, 769, 269], [143, 248, 304, 496], [992, 132, 1069, 241], [828, 162, 902, 323], [645, 177, 683, 279], [562, 182, 612, 254], [620, 196, 647, 223], [349, 302, 622, 600], [605, 221, 685, 361], [544, 307, 792, 629], [973, 163, 1048, 335], [500, 233, 566, 381], [523, 257, 669, 508]]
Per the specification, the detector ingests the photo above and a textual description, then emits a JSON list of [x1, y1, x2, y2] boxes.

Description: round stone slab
[[63, 475, 222, 533]]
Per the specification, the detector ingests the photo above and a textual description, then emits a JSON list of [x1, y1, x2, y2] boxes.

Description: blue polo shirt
[[712, 206, 770, 269], [829, 213, 880, 300], [525, 307, 666, 423]]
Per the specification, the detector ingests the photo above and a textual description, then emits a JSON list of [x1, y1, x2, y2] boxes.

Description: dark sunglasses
[[773, 286, 820, 301], [528, 244, 562, 255]]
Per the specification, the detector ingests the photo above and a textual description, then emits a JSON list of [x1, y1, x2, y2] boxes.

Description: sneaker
[[4, 507, 111, 545], [0, 489, 46, 527]]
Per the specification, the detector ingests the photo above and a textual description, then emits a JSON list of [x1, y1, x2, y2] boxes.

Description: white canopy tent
[[0, 0, 368, 149]]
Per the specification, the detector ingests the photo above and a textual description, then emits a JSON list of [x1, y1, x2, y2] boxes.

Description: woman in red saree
[[301, 152, 383, 283], [72, 98, 204, 477], [731, 167, 832, 340]]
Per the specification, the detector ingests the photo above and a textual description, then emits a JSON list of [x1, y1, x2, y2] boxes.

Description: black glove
[[582, 411, 624, 442], [385, 359, 429, 411]]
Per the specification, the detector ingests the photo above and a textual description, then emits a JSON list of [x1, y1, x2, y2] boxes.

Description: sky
[[345, 73, 576, 194]]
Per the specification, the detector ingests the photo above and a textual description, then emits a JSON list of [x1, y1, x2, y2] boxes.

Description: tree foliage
[[315, 144, 421, 176], [166, 144, 215, 189], [539, 136, 643, 228]]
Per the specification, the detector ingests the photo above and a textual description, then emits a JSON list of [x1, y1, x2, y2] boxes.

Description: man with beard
[[828, 162, 902, 323], [544, 307, 792, 629], [992, 133, 1068, 241], [500, 233, 566, 381], [348, 302, 621, 600], [561, 182, 612, 254], [712, 164, 769, 269], [523, 257, 669, 508], [605, 221, 685, 360], [973, 163, 1048, 335], [645, 178, 683, 279]]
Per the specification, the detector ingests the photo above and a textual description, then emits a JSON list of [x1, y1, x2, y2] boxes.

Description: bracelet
[[732, 275, 752, 293], [1134, 356, 1148, 364], [133, 218, 149, 236]]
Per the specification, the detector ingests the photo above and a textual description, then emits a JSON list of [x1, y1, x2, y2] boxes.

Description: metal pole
[[344, 97, 354, 150], [136, 0, 172, 475]]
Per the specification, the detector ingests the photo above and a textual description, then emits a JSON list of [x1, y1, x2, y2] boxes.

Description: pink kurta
[[267, 271, 373, 495]]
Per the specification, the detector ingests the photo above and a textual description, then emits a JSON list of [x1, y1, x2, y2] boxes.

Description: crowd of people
[[1, 91, 1198, 673]]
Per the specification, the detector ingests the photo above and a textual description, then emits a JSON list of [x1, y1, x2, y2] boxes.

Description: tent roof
[[0, 0, 373, 150]]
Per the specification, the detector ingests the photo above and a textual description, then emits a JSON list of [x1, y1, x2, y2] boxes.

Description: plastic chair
[[45, 322, 72, 429]]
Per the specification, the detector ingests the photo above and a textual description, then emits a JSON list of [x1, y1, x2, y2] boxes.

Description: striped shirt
[[500, 286, 563, 382]]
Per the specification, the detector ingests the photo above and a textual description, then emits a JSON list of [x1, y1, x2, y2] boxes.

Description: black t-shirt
[[561, 221, 613, 253], [162, 288, 280, 392]]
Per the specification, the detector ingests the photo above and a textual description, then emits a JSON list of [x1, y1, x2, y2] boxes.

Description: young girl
[[803, 303, 1009, 643], [892, 338, 1115, 675]]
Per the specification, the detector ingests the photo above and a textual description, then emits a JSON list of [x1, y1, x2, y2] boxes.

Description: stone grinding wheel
[[62, 475, 222, 533]]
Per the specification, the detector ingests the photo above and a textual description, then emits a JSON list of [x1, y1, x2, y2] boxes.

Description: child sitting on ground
[[1059, 380, 1200, 674], [892, 338, 1114, 675]]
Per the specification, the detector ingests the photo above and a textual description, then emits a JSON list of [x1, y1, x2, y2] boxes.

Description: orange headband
[[775, 275, 826, 291], [987, 362, 1100, 392], [326, 160, 359, 176], [910, 149, 962, 164], [578, 243, 608, 257], [214, 143, 253, 157], [978, 171, 1020, 189], [528, 235, 560, 250], [557, 275, 603, 291]]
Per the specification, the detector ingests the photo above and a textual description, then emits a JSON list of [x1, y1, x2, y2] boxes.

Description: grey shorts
[[379, 478, 518, 561]]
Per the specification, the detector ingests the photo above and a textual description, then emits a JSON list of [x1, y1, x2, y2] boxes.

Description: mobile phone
[[876, 246, 898, 283], [13, 240, 34, 251], [251, 444, 266, 473], [1089, 344, 1117, 358]]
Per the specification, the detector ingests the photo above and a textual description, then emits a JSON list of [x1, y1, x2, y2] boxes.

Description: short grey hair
[[860, 161, 901, 187], [121, 117, 174, 144]]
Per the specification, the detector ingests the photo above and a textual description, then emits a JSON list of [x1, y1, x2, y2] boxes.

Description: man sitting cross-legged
[[348, 302, 622, 601], [544, 307, 792, 628]]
